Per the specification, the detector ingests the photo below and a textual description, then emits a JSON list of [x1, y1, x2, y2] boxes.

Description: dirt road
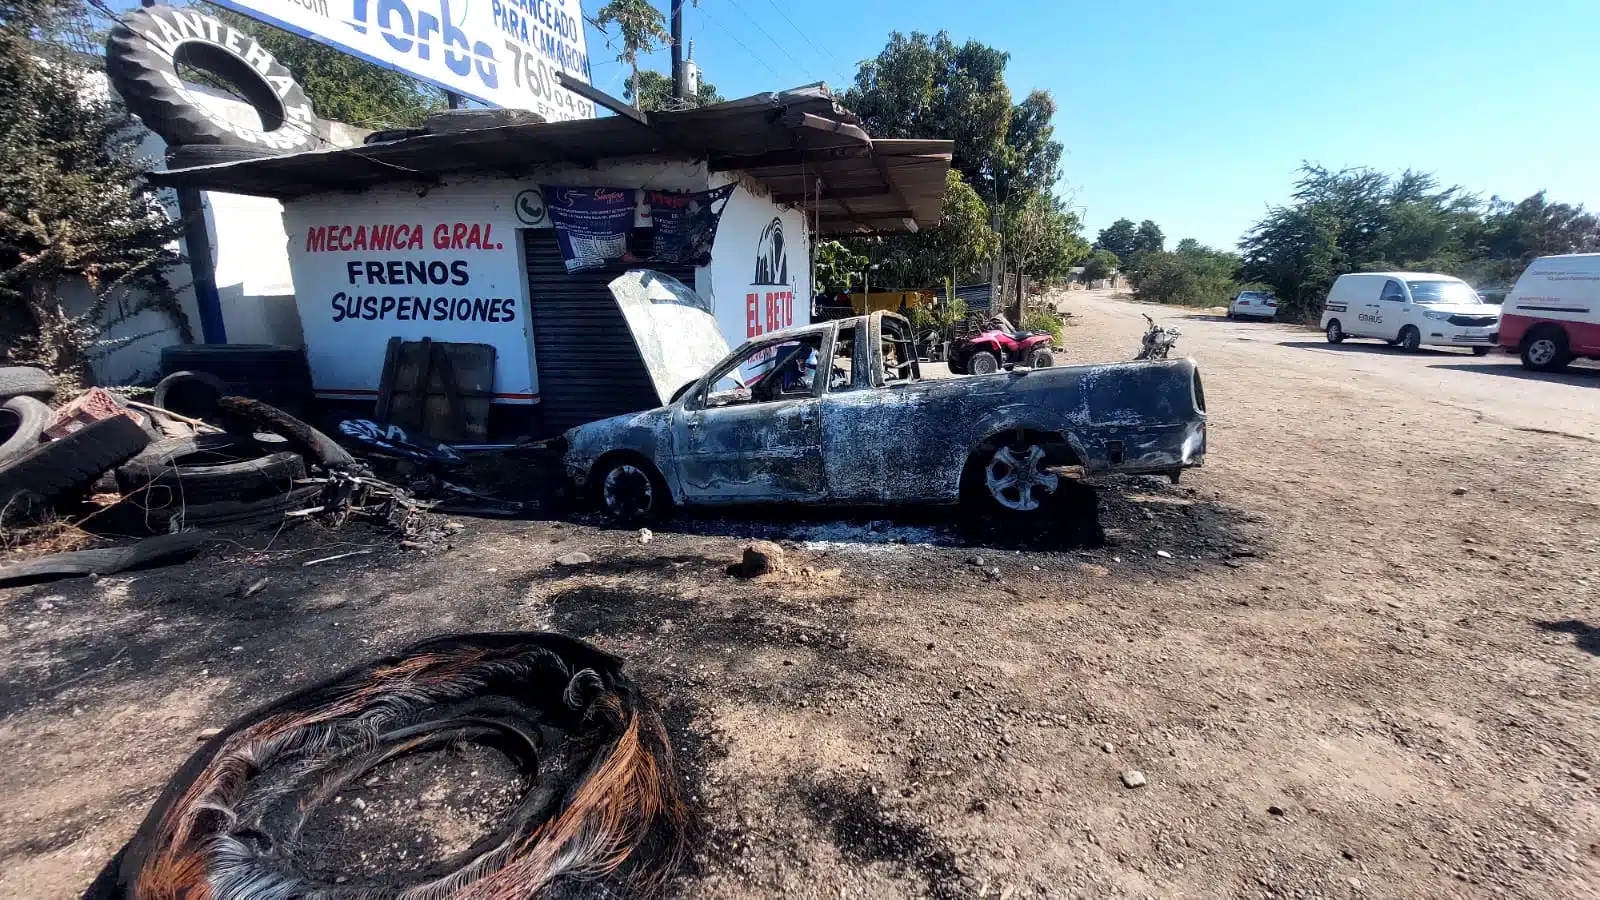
[[2, 292, 1596, 899]]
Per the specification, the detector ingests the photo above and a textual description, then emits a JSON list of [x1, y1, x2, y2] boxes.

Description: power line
[[755, 0, 855, 87], [694, 2, 784, 83], [714, 0, 816, 85]]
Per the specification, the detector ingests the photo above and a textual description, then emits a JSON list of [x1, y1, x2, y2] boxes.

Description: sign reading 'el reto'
[[211, 0, 594, 121]]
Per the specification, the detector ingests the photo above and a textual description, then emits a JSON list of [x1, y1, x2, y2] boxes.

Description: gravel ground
[[1, 291, 1596, 899]]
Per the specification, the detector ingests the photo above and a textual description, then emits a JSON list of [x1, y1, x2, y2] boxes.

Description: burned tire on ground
[[0, 396, 51, 466], [151, 370, 226, 419], [87, 632, 687, 900], [118, 447, 306, 505], [0, 531, 213, 587], [0, 366, 55, 402], [594, 454, 671, 522], [0, 414, 150, 507], [216, 395, 358, 472]]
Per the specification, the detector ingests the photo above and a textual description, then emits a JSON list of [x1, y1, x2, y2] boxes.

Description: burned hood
[[609, 270, 731, 406]]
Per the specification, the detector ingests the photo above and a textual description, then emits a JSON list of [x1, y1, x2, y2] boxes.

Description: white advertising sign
[[212, 0, 595, 122]]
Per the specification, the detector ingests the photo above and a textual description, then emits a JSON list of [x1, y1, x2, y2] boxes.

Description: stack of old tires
[[0, 368, 153, 516], [0, 365, 356, 534], [110, 376, 356, 532]]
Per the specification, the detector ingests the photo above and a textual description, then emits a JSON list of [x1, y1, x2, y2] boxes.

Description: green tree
[[1133, 219, 1165, 256], [1093, 218, 1139, 264], [841, 31, 1063, 207], [1081, 248, 1120, 282], [1002, 191, 1089, 283], [623, 68, 725, 111], [927, 170, 1001, 283], [1474, 191, 1599, 286], [202, 4, 442, 128], [1240, 164, 1490, 319], [813, 240, 868, 295], [593, 0, 670, 111], [1129, 242, 1240, 308], [1, 0, 190, 388], [843, 170, 998, 289]]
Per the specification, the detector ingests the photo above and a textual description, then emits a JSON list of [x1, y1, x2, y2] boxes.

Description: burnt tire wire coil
[[88, 632, 687, 899], [216, 395, 358, 472]]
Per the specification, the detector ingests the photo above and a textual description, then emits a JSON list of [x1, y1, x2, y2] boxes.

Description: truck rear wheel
[[1325, 320, 1345, 343], [1521, 326, 1571, 372], [963, 438, 1060, 516]]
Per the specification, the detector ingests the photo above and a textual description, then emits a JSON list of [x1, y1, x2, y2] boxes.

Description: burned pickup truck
[[556, 272, 1206, 520]]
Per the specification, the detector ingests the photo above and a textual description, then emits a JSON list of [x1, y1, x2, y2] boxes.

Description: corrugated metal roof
[[146, 85, 953, 236]]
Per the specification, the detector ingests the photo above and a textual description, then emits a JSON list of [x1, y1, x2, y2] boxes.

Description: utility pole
[[670, 0, 686, 105]]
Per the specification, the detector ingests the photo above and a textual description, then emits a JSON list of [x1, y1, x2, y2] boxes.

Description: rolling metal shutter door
[[523, 230, 697, 431]]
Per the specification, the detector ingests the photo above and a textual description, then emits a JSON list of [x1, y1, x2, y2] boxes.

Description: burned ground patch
[[799, 776, 966, 900]]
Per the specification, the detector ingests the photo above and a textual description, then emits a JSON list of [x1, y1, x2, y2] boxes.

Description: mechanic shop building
[[151, 86, 952, 436]]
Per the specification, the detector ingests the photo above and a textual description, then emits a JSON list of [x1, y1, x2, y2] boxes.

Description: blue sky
[[585, 0, 1600, 250]]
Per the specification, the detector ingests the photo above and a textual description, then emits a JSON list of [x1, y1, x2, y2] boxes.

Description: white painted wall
[[69, 75, 360, 385], [704, 172, 812, 353], [276, 162, 810, 406]]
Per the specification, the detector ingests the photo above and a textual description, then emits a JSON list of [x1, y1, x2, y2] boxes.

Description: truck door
[[671, 333, 827, 503], [1377, 278, 1409, 338]]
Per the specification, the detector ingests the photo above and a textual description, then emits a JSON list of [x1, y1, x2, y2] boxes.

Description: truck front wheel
[[593, 456, 671, 522]]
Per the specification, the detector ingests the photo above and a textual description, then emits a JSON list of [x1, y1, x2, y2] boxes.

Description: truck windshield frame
[[1406, 280, 1482, 305]]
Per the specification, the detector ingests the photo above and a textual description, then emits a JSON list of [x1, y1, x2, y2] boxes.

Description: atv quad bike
[[946, 314, 1055, 375]]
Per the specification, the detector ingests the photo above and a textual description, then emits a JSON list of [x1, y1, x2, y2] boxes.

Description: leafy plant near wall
[[0, 0, 191, 390], [813, 240, 869, 295], [909, 295, 968, 343], [1020, 309, 1063, 343]]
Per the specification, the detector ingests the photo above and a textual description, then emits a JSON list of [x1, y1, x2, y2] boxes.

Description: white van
[[1497, 253, 1600, 372], [1319, 272, 1499, 354]]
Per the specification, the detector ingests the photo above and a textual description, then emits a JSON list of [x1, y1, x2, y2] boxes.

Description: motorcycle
[[1136, 314, 1181, 360], [946, 314, 1055, 375]]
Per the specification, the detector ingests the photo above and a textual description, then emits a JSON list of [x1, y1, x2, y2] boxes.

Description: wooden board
[[380, 339, 496, 442]]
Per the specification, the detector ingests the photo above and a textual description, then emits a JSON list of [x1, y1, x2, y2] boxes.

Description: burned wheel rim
[[1527, 338, 1558, 366], [603, 463, 654, 516], [984, 444, 1059, 511]]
